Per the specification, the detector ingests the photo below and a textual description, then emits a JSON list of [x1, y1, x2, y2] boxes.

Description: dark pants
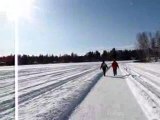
[[103, 68, 106, 76], [113, 69, 117, 76]]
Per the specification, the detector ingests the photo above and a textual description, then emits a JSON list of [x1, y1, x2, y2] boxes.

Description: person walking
[[112, 60, 119, 76], [100, 60, 108, 76]]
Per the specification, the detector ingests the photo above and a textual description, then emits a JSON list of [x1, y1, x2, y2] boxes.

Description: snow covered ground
[[1, 61, 159, 120], [69, 62, 160, 120], [18, 62, 103, 120], [0, 66, 15, 120], [120, 62, 160, 120], [69, 65, 147, 120]]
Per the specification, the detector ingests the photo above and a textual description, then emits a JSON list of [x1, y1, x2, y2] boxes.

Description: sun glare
[[0, 0, 35, 22]]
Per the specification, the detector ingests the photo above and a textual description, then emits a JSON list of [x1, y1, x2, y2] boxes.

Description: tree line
[[0, 30, 160, 66], [17, 48, 140, 65], [0, 55, 14, 66]]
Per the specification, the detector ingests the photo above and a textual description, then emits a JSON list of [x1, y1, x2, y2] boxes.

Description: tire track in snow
[[121, 64, 160, 119], [18, 65, 87, 77], [18, 66, 95, 91], [125, 65, 160, 100], [18, 67, 98, 104], [0, 69, 15, 120], [0, 65, 98, 115], [18, 63, 103, 120], [19, 67, 89, 92], [18, 65, 91, 84]]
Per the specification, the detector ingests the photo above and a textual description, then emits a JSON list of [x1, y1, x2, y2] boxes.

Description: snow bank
[[120, 63, 160, 120]]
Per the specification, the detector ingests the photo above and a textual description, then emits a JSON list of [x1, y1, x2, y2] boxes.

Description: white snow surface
[[120, 62, 160, 120], [18, 62, 103, 120], [69, 66, 147, 120], [69, 62, 160, 120], [0, 66, 15, 120], [1, 62, 159, 120]]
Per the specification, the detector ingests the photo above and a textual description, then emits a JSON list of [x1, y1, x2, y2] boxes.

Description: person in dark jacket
[[100, 60, 108, 76], [112, 60, 119, 76]]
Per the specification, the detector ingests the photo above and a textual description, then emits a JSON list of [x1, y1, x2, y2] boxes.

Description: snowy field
[[0, 66, 15, 120], [0, 62, 159, 120], [18, 61, 160, 120], [120, 62, 160, 120], [18, 62, 103, 120], [69, 62, 160, 120]]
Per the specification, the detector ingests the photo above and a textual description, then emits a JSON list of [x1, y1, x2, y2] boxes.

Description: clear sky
[[1, 0, 160, 56], [0, 17, 14, 56]]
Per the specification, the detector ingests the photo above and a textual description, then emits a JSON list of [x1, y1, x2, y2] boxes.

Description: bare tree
[[156, 31, 160, 59], [137, 32, 150, 61]]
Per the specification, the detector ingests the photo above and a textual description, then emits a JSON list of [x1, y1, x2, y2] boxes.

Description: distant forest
[[0, 48, 142, 66], [17, 48, 140, 65], [0, 48, 159, 66], [0, 55, 14, 66], [0, 48, 135, 66], [0, 30, 160, 66]]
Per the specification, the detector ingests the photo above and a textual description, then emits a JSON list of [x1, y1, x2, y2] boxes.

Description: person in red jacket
[[112, 60, 119, 76]]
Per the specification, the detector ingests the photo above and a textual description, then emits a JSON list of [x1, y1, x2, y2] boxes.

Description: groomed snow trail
[[120, 62, 160, 119], [69, 68, 147, 120]]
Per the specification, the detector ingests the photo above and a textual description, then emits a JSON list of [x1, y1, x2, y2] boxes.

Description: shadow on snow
[[105, 74, 131, 79]]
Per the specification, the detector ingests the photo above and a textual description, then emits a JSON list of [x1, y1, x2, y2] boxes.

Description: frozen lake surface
[[1, 62, 160, 120], [0, 66, 15, 120]]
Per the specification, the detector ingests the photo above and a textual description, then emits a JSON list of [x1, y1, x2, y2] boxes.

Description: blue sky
[[1, 0, 160, 56], [0, 17, 14, 56]]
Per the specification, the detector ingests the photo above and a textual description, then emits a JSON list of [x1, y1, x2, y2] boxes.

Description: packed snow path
[[69, 68, 147, 120], [120, 62, 160, 119]]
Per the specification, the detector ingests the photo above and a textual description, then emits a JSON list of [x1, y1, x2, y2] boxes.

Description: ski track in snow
[[18, 62, 104, 120], [1, 62, 160, 120], [0, 66, 15, 120], [120, 62, 160, 120]]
